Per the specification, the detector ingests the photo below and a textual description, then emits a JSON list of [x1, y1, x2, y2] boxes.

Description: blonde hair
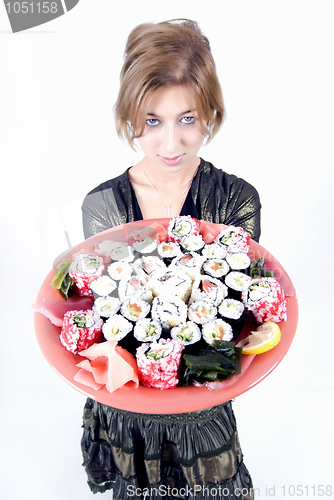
[[114, 19, 226, 148]]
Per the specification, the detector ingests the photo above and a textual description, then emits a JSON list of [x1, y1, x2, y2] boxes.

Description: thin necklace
[[141, 160, 198, 218]]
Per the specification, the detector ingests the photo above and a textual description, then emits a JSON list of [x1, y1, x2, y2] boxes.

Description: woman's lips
[[160, 155, 184, 166]]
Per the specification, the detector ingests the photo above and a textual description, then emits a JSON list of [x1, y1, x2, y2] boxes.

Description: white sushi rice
[[134, 318, 162, 342], [102, 314, 133, 341], [151, 294, 188, 328], [92, 296, 121, 317], [202, 319, 233, 344], [189, 275, 228, 306], [170, 321, 201, 346], [148, 269, 192, 302], [218, 298, 244, 319], [90, 275, 117, 297]]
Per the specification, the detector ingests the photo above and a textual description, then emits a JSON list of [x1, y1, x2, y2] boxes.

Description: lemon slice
[[240, 322, 281, 355]]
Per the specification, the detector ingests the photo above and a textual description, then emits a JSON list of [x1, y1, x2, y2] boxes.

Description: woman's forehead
[[146, 86, 197, 116]]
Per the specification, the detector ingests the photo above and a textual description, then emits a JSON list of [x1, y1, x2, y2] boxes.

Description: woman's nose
[[163, 123, 180, 153]]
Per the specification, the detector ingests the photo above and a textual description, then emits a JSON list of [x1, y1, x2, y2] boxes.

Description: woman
[[81, 19, 260, 500]]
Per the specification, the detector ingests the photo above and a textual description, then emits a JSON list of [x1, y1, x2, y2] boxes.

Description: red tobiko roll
[[136, 339, 184, 389], [242, 277, 287, 325], [60, 310, 104, 354], [69, 252, 104, 298]]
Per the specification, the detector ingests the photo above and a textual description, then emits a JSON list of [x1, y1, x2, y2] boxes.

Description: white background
[[1, 1, 333, 498]]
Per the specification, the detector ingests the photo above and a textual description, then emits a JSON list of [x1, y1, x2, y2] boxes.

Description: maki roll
[[157, 241, 182, 265], [167, 215, 200, 242], [242, 277, 287, 324], [132, 238, 158, 256], [201, 258, 230, 281], [214, 226, 251, 254], [118, 276, 153, 303], [107, 261, 132, 281], [218, 298, 245, 339], [225, 271, 253, 301], [170, 252, 203, 281], [120, 298, 151, 322], [180, 234, 205, 254], [60, 309, 103, 354], [102, 313, 136, 353], [69, 252, 104, 297], [170, 321, 203, 353], [133, 318, 162, 343], [225, 252, 251, 274], [136, 339, 184, 389], [92, 296, 121, 319], [148, 269, 192, 302], [89, 274, 118, 299], [190, 275, 228, 306], [202, 319, 233, 345], [109, 242, 135, 263], [201, 243, 228, 260], [187, 300, 217, 325], [151, 294, 187, 328], [132, 256, 166, 280]]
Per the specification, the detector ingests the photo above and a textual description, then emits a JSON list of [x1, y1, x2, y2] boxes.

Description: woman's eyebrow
[[146, 109, 195, 117]]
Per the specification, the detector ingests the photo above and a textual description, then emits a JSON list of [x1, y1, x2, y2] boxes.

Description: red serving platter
[[34, 219, 298, 413]]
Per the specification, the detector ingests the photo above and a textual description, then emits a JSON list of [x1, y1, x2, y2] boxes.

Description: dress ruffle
[[81, 399, 254, 499]]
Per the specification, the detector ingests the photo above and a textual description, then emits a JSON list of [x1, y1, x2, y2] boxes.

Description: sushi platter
[[34, 218, 298, 413]]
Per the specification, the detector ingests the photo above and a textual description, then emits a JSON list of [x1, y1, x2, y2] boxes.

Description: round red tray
[[34, 219, 298, 413]]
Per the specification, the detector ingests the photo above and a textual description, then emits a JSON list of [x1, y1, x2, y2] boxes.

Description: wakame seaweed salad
[[182, 340, 243, 385]]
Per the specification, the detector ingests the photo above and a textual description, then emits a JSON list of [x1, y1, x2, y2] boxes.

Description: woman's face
[[137, 85, 206, 174]]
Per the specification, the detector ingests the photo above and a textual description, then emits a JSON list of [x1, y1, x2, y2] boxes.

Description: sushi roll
[[102, 314, 133, 341], [225, 252, 251, 274], [170, 321, 203, 353], [242, 277, 287, 324], [107, 261, 132, 281], [89, 274, 118, 299], [133, 318, 162, 343], [202, 319, 233, 345], [151, 294, 188, 328], [60, 309, 103, 354], [170, 252, 203, 281], [201, 258, 230, 281], [109, 242, 135, 263], [201, 243, 228, 260], [118, 275, 153, 303], [121, 298, 151, 322], [187, 300, 217, 325], [214, 226, 251, 254], [136, 339, 184, 389], [102, 313, 136, 353], [132, 256, 167, 280], [157, 241, 182, 265], [167, 215, 200, 242], [148, 269, 192, 302], [189, 275, 228, 306], [225, 271, 253, 301], [69, 252, 104, 297], [132, 238, 158, 256], [180, 234, 205, 254], [218, 298, 245, 339], [92, 296, 121, 318]]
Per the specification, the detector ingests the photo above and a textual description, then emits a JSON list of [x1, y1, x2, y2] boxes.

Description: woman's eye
[[180, 116, 195, 124], [146, 118, 160, 127]]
